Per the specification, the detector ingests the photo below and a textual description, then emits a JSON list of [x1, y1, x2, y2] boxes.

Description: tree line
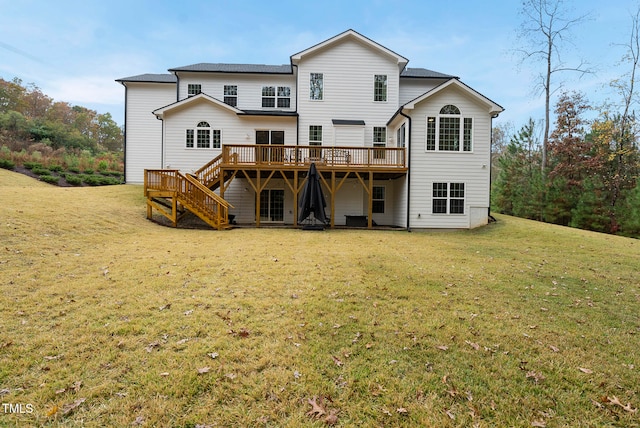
[[0, 77, 122, 154], [492, 92, 640, 237], [491, 1, 640, 238]]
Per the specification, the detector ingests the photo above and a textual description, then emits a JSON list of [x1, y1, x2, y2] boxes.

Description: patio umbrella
[[298, 162, 327, 225]]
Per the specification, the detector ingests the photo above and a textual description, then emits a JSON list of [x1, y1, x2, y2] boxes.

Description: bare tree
[[516, 0, 591, 171]]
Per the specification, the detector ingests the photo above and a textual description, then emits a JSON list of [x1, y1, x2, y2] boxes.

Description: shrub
[[23, 161, 43, 170], [68, 166, 81, 173], [82, 174, 102, 186], [97, 160, 109, 172], [40, 175, 60, 184], [65, 174, 83, 186], [83, 169, 94, 175], [0, 159, 15, 170], [49, 164, 64, 173], [31, 167, 52, 176]]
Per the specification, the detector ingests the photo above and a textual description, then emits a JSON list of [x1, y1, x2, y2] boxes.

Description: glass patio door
[[259, 189, 284, 222]]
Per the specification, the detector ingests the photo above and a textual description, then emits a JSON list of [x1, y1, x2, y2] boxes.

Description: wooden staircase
[[144, 167, 233, 230]]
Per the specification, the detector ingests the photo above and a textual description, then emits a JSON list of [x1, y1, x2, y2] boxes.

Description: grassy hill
[[0, 169, 638, 427]]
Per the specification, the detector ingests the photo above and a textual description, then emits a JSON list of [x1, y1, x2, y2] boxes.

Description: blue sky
[[0, 0, 638, 132]]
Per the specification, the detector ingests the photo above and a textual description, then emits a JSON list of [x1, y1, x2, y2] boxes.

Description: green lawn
[[0, 169, 638, 427]]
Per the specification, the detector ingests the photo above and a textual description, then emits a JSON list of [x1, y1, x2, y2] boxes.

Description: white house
[[117, 29, 503, 230]]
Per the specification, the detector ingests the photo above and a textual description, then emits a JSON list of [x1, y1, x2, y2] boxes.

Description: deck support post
[[255, 170, 261, 228], [368, 171, 373, 229], [330, 171, 336, 229], [293, 170, 298, 227]]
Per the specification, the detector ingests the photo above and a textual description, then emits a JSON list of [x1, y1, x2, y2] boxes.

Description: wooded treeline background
[[0, 77, 122, 154], [491, 0, 640, 238]]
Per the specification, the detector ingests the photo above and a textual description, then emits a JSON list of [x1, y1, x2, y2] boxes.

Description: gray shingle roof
[[115, 73, 177, 83], [400, 68, 456, 79], [169, 63, 293, 74]]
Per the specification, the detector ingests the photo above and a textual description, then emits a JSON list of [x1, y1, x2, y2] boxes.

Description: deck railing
[[145, 169, 231, 228], [221, 144, 406, 169]]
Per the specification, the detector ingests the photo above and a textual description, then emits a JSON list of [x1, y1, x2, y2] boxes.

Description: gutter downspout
[[488, 113, 499, 222], [119, 82, 128, 183], [399, 109, 412, 232]]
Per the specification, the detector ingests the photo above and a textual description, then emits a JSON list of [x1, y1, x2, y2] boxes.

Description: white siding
[[296, 39, 400, 148], [407, 85, 492, 229], [124, 82, 175, 183], [333, 125, 365, 146], [178, 73, 296, 112], [399, 78, 443, 105]]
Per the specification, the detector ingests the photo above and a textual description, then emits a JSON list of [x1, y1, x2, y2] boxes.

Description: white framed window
[[186, 121, 221, 149], [262, 86, 291, 108], [372, 185, 385, 213], [373, 126, 386, 160], [224, 85, 237, 107], [310, 73, 323, 100], [309, 125, 322, 145], [309, 125, 322, 158], [277, 86, 291, 108], [262, 86, 276, 108], [426, 105, 473, 152], [186, 129, 194, 148], [374, 74, 387, 101], [432, 182, 465, 214], [188, 84, 201, 97]]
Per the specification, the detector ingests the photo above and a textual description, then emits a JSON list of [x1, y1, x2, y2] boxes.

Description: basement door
[[259, 189, 284, 222]]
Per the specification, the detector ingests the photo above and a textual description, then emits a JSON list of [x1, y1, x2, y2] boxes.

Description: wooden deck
[[146, 144, 407, 230]]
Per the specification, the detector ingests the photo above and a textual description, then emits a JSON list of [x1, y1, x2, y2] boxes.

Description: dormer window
[[188, 84, 201, 97], [426, 105, 473, 152]]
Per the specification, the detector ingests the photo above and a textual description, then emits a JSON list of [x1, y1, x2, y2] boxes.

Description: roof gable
[[403, 79, 504, 116], [153, 93, 243, 118], [290, 29, 408, 68]]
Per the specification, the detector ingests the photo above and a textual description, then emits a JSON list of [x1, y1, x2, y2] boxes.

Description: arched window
[[196, 122, 211, 148], [426, 105, 473, 152], [440, 105, 460, 115], [185, 121, 221, 149]]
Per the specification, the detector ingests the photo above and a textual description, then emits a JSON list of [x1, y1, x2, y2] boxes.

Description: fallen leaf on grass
[[531, 420, 546, 427], [47, 404, 60, 417], [159, 372, 169, 377], [44, 354, 63, 360], [324, 409, 339, 425], [207, 352, 219, 359], [197, 367, 211, 374], [132, 415, 145, 426], [306, 396, 326, 418], [526, 371, 546, 384], [549, 345, 559, 352], [396, 407, 408, 414], [159, 304, 171, 310], [436, 345, 449, 351], [604, 396, 637, 413], [465, 340, 480, 350], [578, 367, 593, 374], [62, 397, 86, 415], [445, 408, 455, 420], [0, 388, 9, 396], [331, 355, 343, 367], [382, 408, 393, 416]]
